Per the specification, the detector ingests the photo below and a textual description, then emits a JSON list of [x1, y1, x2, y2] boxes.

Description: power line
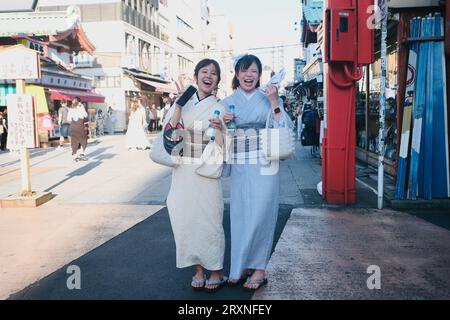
[[89, 43, 302, 57]]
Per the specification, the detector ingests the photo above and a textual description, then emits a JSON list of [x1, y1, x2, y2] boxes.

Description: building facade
[[37, 0, 175, 132], [0, 5, 103, 146], [207, 6, 234, 98]]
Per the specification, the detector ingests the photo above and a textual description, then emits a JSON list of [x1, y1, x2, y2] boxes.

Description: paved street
[[0, 135, 449, 299]]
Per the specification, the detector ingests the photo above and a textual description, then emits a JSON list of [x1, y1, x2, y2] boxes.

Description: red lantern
[[38, 113, 55, 131]]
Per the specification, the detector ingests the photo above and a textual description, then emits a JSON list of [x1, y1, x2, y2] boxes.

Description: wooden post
[[16, 79, 32, 196]]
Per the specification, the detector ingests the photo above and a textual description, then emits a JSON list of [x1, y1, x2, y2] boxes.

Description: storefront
[[356, 1, 449, 200], [355, 16, 399, 176], [123, 68, 177, 129]]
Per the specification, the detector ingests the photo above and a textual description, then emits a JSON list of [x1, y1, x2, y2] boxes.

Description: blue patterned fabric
[[220, 88, 293, 280]]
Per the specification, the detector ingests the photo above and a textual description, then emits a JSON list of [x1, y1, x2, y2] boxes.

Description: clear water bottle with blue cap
[[227, 104, 237, 134], [206, 109, 221, 141]]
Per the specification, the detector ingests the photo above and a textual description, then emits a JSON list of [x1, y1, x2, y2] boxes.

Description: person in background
[[295, 101, 303, 141], [0, 109, 7, 151], [67, 97, 89, 162], [125, 98, 150, 150], [161, 96, 172, 125], [57, 99, 71, 149], [106, 106, 117, 135], [0, 110, 7, 151], [96, 109, 105, 136], [156, 105, 165, 131], [148, 104, 157, 132]]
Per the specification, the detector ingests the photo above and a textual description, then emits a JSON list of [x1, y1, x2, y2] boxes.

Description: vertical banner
[[6, 94, 37, 150]]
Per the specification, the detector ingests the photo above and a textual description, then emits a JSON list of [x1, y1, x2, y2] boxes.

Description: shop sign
[[6, 94, 37, 149], [0, 45, 41, 80], [38, 113, 55, 131]]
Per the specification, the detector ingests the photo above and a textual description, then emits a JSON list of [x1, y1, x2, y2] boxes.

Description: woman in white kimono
[[126, 98, 150, 150], [221, 54, 293, 290], [166, 59, 228, 292]]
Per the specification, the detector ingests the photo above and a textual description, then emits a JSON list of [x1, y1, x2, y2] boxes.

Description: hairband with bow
[[232, 53, 249, 70]]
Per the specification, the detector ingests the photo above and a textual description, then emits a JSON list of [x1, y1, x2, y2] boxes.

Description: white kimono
[[126, 107, 150, 149], [166, 94, 226, 271]]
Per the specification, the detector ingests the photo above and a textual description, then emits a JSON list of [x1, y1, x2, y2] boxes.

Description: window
[[176, 16, 194, 47], [178, 55, 192, 74]]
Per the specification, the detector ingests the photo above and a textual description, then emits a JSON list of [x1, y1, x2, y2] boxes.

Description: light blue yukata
[[220, 87, 293, 280]]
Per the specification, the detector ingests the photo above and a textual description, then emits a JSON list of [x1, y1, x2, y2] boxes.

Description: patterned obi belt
[[182, 129, 210, 159], [227, 122, 265, 161]]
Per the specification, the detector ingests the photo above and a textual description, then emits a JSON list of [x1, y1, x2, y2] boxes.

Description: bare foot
[[191, 267, 205, 289], [228, 269, 253, 285], [243, 270, 267, 290], [205, 271, 224, 291]]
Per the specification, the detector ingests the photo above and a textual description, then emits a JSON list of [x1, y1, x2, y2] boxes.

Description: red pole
[[323, 0, 374, 204]]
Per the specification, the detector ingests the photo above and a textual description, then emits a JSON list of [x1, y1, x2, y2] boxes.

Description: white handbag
[[259, 110, 295, 161], [149, 132, 182, 167], [195, 141, 224, 179]]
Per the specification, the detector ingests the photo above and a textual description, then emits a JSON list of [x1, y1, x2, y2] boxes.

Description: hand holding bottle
[[206, 110, 221, 141], [223, 113, 235, 124], [209, 118, 223, 131]]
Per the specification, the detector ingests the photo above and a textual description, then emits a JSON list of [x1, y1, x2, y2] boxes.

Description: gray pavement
[[254, 207, 450, 300], [0, 134, 449, 300]]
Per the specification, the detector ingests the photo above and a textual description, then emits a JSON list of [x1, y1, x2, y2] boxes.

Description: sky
[[208, 0, 302, 83]]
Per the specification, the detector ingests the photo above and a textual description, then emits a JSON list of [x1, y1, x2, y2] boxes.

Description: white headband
[[232, 53, 249, 70]]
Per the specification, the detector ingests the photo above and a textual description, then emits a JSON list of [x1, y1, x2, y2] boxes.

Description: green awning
[[0, 84, 16, 107]]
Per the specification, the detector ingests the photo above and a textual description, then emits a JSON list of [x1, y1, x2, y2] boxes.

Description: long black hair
[[194, 58, 221, 86], [231, 54, 262, 90]]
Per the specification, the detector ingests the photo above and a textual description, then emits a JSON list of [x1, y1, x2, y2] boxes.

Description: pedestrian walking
[[67, 97, 89, 162], [106, 106, 117, 135], [166, 58, 228, 292], [148, 104, 157, 132], [295, 101, 303, 141], [125, 98, 150, 150], [221, 54, 293, 290], [96, 109, 105, 136], [57, 99, 71, 149]]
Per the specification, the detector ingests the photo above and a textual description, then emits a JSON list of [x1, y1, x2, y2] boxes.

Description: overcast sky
[[208, 0, 302, 82]]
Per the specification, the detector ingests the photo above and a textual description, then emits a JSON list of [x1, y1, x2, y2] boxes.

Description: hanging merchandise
[[396, 17, 420, 199], [408, 17, 430, 200], [407, 14, 449, 200], [423, 14, 449, 199]]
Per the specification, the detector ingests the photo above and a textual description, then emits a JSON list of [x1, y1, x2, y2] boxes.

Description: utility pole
[[377, 0, 388, 209]]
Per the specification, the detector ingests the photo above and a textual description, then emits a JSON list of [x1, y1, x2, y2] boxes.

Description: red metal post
[[323, 0, 374, 204]]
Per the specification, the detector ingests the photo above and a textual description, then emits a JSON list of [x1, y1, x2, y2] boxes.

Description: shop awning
[[26, 85, 49, 114], [136, 78, 178, 94], [47, 87, 105, 103]]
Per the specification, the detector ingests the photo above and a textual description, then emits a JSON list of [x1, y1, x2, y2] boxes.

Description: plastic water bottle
[[227, 105, 237, 134], [206, 110, 221, 141]]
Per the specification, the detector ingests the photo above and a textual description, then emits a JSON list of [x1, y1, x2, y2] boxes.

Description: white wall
[[38, 0, 120, 6], [305, 43, 319, 66], [208, 10, 234, 97], [48, 48, 71, 66], [82, 21, 126, 53]]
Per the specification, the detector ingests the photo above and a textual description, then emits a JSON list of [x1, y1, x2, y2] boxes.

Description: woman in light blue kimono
[[221, 54, 293, 290]]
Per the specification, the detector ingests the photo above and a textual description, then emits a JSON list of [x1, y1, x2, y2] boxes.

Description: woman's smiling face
[[195, 63, 219, 96], [237, 62, 260, 93]]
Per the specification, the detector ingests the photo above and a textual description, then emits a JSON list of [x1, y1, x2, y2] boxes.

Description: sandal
[[205, 276, 228, 293], [228, 269, 253, 286], [191, 275, 206, 291], [243, 277, 268, 291]]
